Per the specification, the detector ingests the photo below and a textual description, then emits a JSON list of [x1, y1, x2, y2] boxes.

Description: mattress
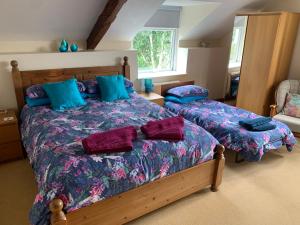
[[21, 93, 218, 225]]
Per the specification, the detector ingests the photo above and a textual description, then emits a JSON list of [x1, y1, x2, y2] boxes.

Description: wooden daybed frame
[[10, 57, 225, 225]]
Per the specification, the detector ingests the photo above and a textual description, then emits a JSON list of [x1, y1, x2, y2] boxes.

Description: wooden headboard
[[11, 56, 130, 112], [160, 80, 195, 96]]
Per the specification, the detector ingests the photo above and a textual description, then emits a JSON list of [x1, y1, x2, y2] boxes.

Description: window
[[133, 29, 177, 73], [229, 16, 247, 68]]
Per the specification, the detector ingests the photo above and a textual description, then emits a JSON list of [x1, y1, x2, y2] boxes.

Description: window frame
[[133, 27, 178, 74]]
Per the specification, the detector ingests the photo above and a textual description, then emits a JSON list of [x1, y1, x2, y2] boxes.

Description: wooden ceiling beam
[[87, 0, 127, 49]]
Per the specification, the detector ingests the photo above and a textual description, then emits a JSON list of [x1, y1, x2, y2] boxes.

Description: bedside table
[[139, 92, 164, 106], [0, 110, 23, 162]]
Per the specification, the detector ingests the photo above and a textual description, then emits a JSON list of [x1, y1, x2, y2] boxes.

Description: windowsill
[[138, 71, 187, 79], [228, 62, 241, 69]]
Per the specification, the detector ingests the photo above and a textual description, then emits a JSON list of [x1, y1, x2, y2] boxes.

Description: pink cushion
[[283, 93, 300, 118]]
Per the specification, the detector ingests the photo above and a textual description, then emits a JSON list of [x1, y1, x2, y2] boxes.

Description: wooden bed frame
[[11, 57, 225, 225]]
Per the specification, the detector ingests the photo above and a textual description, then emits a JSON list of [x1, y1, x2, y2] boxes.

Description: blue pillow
[[165, 95, 207, 104], [96, 75, 129, 102], [43, 79, 86, 111], [26, 81, 86, 99], [26, 93, 88, 107], [25, 97, 51, 107]]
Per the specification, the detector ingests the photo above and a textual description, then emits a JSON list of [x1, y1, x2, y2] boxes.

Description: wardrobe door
[[236, 15, 280, 115]]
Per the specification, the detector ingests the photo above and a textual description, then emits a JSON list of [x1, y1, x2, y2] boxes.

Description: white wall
[[187, 47, 230, 99], [179, 3, 220, 40], [264, 0, 300, 79], [0, 50, 137, 109], [0, 40, 86, 53]]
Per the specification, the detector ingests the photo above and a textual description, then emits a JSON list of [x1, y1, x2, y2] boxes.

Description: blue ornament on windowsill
[[59, 45, 68, 52], [59, 39, 69, 52], [70, 43, 78, 52], [144, 79, 154, 93], [61, 39, 68, 49]]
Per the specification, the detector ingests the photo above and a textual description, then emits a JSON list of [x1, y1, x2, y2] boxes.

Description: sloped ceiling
[[0, 0, 108, 41], [101, 0, 165, 41], [103, 0, 270, 42], [0, 0, 270, 44], [179, 0, 270, 40]]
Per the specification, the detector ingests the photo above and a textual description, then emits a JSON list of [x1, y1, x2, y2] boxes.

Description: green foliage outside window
[[133, 30, 175, 72]]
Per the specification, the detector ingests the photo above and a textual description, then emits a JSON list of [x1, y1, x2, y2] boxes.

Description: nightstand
[[139, 92, 164, 106], [0, 110, 23, 162]]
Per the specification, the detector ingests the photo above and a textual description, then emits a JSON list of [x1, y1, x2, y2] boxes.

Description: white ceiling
[[101, 0, 165, 41], [0, 0, 272, 43], [163, 0, 215, 6], [0, 0, 107, 41], [179, 0, 270, 40], [103, 0, 270, 42]]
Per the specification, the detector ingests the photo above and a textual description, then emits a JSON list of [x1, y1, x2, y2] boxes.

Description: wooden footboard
[[50, 144, 225, 225]]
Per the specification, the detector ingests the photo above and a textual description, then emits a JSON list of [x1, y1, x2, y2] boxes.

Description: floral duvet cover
[[21, 93, 218, 225], [165, 99, 296, 161]]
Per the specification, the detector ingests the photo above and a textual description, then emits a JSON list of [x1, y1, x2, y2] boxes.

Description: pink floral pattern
[[165, 99, 296, 161], [166, 85, 208, 97], [283, 93, 300, 118], [21, 93, 218, 225]]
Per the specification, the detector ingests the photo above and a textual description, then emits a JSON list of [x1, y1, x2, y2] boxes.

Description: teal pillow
[[43, 79, 86, 111], [26, 93, 88, 107], [96, 75, 129, 102], [165, 95, 207, 104], [26, 97, 51, 107]]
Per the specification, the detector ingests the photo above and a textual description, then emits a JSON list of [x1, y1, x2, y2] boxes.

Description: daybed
[[162, 81, 296, 162]]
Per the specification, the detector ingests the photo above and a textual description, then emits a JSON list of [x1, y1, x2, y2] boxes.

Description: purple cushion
[[83, 77, 133, 94], [26, 81, 86, 99], [124, 78, 133, 88], [82, 80, 99, 94], [166, 85, 208, 98]]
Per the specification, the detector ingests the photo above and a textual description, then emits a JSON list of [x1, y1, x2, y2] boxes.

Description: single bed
[[11, 58, 225, 225], [162, 81, 296, 162]]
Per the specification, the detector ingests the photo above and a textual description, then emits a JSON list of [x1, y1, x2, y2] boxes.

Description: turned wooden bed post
[[11, 60, 25, 113], [211, 144, 225, 192], [49, 199, 67, 225], [270, 104, 277, 117], [123, 56, 130, 79]]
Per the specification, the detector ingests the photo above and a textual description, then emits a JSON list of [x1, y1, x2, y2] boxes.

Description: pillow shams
[[166, 85, 208, 98]]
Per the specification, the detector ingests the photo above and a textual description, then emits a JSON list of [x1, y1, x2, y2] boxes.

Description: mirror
[[225, 16, 248, 106]]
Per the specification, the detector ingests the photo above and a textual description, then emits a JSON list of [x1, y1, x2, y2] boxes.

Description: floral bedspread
[[21, 93, 218, 225], [165, 99, 296, 161]]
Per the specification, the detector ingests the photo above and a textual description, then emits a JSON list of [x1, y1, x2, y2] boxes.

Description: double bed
[[162, 82, 296, 162], [11, 58, 225, 225]]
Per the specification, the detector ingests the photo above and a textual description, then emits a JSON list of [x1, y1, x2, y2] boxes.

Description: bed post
[[123, 56, 130, 79], [10, 60, 24, 113], [49, 199, 67, 225], [211, 144, 225, 192], [270, 105, 277, 117]]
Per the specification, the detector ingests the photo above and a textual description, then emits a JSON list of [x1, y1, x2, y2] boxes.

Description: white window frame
[[133, 27, 178, 75]]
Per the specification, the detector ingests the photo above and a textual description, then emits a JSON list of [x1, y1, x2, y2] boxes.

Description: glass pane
[[229, 16, 248, 67], [133, 30, 175, 72]]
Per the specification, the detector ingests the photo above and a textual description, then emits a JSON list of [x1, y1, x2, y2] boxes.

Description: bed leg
[[211, 144, 225, 192], [235, 152, 244, 163], [49, 199, 67, 225]]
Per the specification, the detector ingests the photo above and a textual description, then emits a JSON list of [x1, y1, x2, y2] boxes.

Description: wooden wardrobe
[[236, 12, 299, 115]]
